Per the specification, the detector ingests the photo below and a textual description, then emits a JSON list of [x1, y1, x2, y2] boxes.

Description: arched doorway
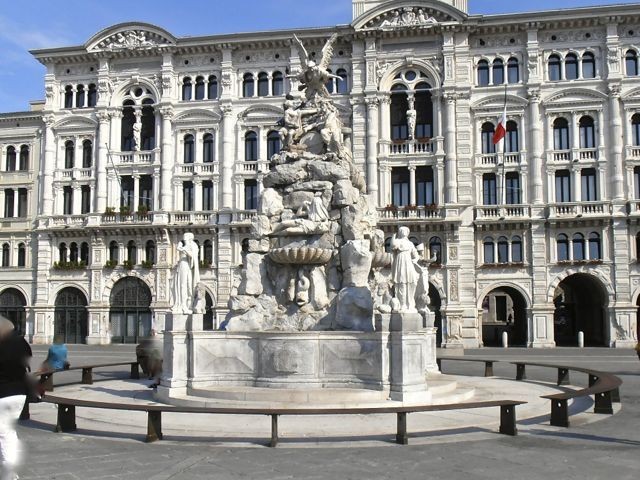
[[54, 288, 88, 344], [481, 287, 528, 347], [554, 274, 607, 346], [0, 288, 27, 336], [109, 277, 152, 344], [428, 283, 442, 347]]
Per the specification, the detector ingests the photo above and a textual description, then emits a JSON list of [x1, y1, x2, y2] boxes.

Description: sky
[[0, 0, 637, 112]]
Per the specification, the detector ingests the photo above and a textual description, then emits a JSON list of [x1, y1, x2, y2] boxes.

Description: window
[[82, 140, 92, 168], [244, 179, 258, 210], [555, 170, 571, 202], [483, 173, 497, 205], [127, 240, 137, 264], [4, 189, 14, 218], [202, 133, 214, 163], [87, 84, 97, 107], [257, 72, 269, 97], [5, 146, 16, 171], [272, 71, 284, 96], [183, 181, 194, 211], [64, 141, 75, 169], [63, 186, 73, 215], [512, 236, 523, 263], [336, 69, 349, 94], [553, 118, 569, 150], [414, 82, 433, 139], [139, 176, 152, 210], [589, 233, 601, 260], [69, 242, 79, 262], [17, 189, 27, 218], [243, 73, 254, 97], [573, 233, 585, 261], [325, 69, 335, 93], [17, 243, 25, 267], [579, 116, 595, 149], [145, 240, 156, 264], [635, 166, 640, 199], [81, 186, 91, 214], [203, 181, 213, 211], [390, 84, 409, 140], [626, 50, 638, 76], [507, 57, 519, 84], [497, 236, 509, 263], [80, 242, 89, 265], [141, 101, 155, 151], [208, 75, 218, 99], [120, 176, 134, 209], [182, 77, 192, 101], [429, 237, 442, 263], [267, 131, 281, 158], [505, 172, 521, 204], [505, 121, 519, 153], [195, 76, 205, 100], [183, 134, 195, 164], [483, 237, 495, 264], [17, 145, 28, 171], [109, 241, 119, 263], [481, 122, 496, 154], [633, 114, 640, 146], [548, 54, 562, 81], [64, 86, 74, 108], [391, 168, 409, 206], [581, 168, 598, 201], [245, 131, 258, 161], [76, 85, 85, 108], [565, 53, 578, 80], [203, 240, 213, 265], [59, 243, 68, 263], [2, 244, 9, 267], [416, 166, 435, 206], [582, 52, 596, 79], [492, 59, 504, 85], [557, 234, 569, 261], [477, 60, 490, 86]]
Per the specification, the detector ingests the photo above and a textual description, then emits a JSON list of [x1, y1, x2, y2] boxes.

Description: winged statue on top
[[291, 33, 342, 101]]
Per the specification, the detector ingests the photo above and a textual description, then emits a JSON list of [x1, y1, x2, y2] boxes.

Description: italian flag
[[493, 105, 507, 145]]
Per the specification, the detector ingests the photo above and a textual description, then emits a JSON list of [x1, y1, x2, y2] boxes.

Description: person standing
[[0, 317, 32, 480]]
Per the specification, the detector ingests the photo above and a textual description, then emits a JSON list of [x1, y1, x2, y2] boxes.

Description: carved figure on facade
[[171, 233, 200, 314], [192, 282, 207, 314], [377, 8, 438, 29], [95, 30, 171, 51]]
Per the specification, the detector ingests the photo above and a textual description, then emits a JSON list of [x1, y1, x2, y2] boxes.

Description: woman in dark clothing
[[0, 317, 32, 480]]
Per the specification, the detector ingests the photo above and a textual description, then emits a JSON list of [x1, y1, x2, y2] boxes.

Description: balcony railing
[[389, 138, 437, 155], [102, 212, 153, 224], [475, 205, 531, 220], [625, 145, 640, 159], [111, 150, 159, 164], [377, 205, 444, 221], [236, 160, 270, 173], [176, 163, 220, 175], [477, 152, 523, 166], [549, 201, 610, 218], [56, 167, 93, 180], [169, 212, 215, 225], [577, 148, 597, 161], [552, 150, 571, 162], [231, 210, 258, 224], [46, 215, 88, 227]]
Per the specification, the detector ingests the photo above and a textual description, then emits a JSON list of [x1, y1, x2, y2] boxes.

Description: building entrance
[[481, 287, 528, 347], [54, 288, 88, 344], [0, 288, 27, 336], [109, 277, 152, 344]]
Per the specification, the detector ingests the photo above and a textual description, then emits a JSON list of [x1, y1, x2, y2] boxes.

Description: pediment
[[353, 1, 465, 31], [240, 105, 284, 124], [53, 115, 98, 132], [471, 94, 529, 112], [173, 109, 221, 125], [85, 23, 176, 53], [543, 88, 607, 106]]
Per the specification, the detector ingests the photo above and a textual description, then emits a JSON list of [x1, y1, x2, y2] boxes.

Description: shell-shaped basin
[[269, 247, 333, 265]]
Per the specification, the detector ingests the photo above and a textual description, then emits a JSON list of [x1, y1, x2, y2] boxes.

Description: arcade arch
[[0, 288, 27, 336], [109, 277, 152, 344], [54, 287, 88, 344], [481, 286, 528, 347]]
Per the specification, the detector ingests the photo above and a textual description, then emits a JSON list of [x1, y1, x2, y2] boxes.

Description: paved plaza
[[14, 347, 640, 480]]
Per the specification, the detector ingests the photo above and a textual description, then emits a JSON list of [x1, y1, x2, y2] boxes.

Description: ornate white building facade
[[1, 0, 640, 348]]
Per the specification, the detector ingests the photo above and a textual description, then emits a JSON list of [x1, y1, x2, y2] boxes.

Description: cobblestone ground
[[13, 346, 640, 480]]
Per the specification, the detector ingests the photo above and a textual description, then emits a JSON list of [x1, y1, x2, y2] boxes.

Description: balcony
[[475, 205, 531, 221], [231, 210, 257, 224], [629, 200, 640, 215], [377, 205, 444, 222], [111, 149, 159, 165], [56, 167, 93, 180], [576, 148, 597, 161], [175, 163, 219, 175], [625, 145, 640, 159], [476, 152, 523, 166], [45, 215, 88, 228], [169, 212, 215, 225], [235, 160, 270, 174], [551, 150, 571, 162], [101, 212, 154, 224], [548, 201, 610, 218]]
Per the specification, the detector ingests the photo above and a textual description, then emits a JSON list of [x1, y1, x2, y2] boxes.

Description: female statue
[[171, 233, 200, 314]]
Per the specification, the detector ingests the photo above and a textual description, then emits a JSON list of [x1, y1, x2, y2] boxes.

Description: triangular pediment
[[85, 23, 176, 53], [353, 1, 466, 31]]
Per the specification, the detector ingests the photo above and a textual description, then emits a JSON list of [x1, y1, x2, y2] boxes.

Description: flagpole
[[105, 143, 125, 210]]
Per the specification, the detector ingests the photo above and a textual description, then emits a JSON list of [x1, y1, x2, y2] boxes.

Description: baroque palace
[[1, 0, 640, 348]]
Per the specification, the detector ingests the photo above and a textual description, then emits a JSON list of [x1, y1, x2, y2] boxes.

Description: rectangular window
[[505, 173, 521, 205], [63, 186, 73, 215], [580, 125, 595, 149], [17, 189, 28, 218], [415, 166, 434, 206], [4, 189, 14, 218], [554, 126, 569, 150], [139, 175, 153, 209], [555, 171, 571, 203], [391, 168, 410, 206], [203, 181, 213, 211], [581, 169, 598, 201], [635, 167, 640, 199], [482, 174, 497, 205], [183, 181, 194, 211], [81, 186, 91, 214], [244, 180, 258, 210], [121, 176, 134, 208]]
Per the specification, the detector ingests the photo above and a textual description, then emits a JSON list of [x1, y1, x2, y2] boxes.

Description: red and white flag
[[492, 105, 507, 145]]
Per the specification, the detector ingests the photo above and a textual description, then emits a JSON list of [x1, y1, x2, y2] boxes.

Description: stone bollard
[[578, 331, 584, 348], [502, 331, 509, 348]]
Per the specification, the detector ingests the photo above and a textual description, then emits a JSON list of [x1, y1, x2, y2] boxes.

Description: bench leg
[[269, 415, 279, 448], [611, 387, 621, 404], [436, 358, 442, 372], [484, 362, 494, 377], [55, 405, 77, 433], [499, 405, 517, 436], [396, 412, 408, 445], [516, 364, 526, 381], [588, 374, 598, 388], [594, 391, 614, 415], [557, 368, 570, 386], [550, 399, 569, 428], [41, 373, 54, 392], [130, 362, 140, 380], [19, 400, 30, 421], [81, 368, 93, 385], [146, 411, 163, 442]]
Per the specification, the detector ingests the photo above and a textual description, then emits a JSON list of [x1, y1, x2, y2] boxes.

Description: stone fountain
[[157, 34, 441, 406]]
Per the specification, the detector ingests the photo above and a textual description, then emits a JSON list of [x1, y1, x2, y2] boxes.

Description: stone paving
[[12, 346, 640, 480]]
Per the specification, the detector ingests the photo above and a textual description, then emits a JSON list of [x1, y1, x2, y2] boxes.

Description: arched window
[[76, 85, 85, 108], [257, 72, 269, 97], [80, 242, 89, 265], [145, 240, 156, 264], [492, 58, 505, 85], [507, 57, 519, 84], [497, 236, 509, 263], [2, 244, 9, 267], [633, 113, 640, 146], [69, 242, 79, 262], [548, 54, 562, 81], [483, 237, 495, 264], [127, 240, 137, 264], [557, 234, 569, 261], [183, 134, 195, 164], [626, 50, 638, 76], [17, 243, 26, 267], [336, 69, 349, 94], [245, 131, 258, 161], [19, 145, 29, 171], [579, 116, 595, 149], [140, 99, 156, 150], [582, 52, 596, 79], [553, 118, 570, 150], [64, 85, 74, 108], [64, 140, 75, 169], [414, 82, 433, 139], [5, 146, 16, 171], [505, 121, 519, 153], [573, 233, 585, 261], [203, 133, 214, 163], [208, 75, 218, 99], [565, 53, 579, 80], [325, 69, 335, 93], [390, 84, 409, 140], [182, 77, 192, 101], [195, 76, 205, 100], [59, 243, 68, 263], [203, 240, 213, 265], [555, 170, 571, 202], [121, 101, 135, 151], [429, 236, 442, 264], [511, 236, 523, 263], [589, 232, 601, 260], [477, 60, 490, 86], [481, 122, 496, 154], [267, 131, 281, 158], [272, 71, 284, 96], [243, 73, 255, 97], [87, 84, 97, 107], [109, 241, 119, 263], [82, 140, 92, 168]]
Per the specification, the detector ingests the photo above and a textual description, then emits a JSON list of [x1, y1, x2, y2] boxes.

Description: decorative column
[[133, 175, 140, 210], [160, 107, 174, 211], [365, 97, 379, 197], [96, 111, 110, 213], [570, 111, 579, 160], [528, 89, 543, 205], [221, 105, 235, 209], [194, 179, 203, 212], [436, 164, 445, 206], [608, 84, 624, 201], [152, 173, 160, 211], [444, 92, 458, 204], [408, 166, 416, 206], [571, 166, 581, 203], [72, 185, 81, 215], [42, 115, 56, 215]]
